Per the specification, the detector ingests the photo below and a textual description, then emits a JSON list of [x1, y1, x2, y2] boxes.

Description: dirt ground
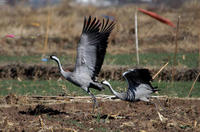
[[0, 94, 199, 131]]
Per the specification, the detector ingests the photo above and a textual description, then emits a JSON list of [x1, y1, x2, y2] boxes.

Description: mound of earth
[[0, 64, 199, 81]]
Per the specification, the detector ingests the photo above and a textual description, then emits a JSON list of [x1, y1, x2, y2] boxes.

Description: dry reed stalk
[[157, 111, 168, 123], [20, 15, 26, 37], [153, 62, 169, 80], [43, 7, 51, 55], [39, 115, 45, 129], [187, 72, 200, 97], [64, 128, 77, 132], [171, 16, 181, 82], [199, 34, 200, 67], [1, 37, 5, 45]]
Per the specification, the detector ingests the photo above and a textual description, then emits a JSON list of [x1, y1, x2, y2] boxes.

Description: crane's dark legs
[[88, 91, 98, 113], [90, 82, 105, 91], [149, 98, 165, 112], [154, 97, 165, 111]]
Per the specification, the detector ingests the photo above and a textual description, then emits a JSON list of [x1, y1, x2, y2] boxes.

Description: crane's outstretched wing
[[74, 16, 115, 79], [93, 18, 115, 79], [123, 69, 154, 90]]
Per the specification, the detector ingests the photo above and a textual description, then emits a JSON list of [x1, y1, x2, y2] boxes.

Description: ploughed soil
[[0, 94, 200, 131], [0, 64, 200, 81]]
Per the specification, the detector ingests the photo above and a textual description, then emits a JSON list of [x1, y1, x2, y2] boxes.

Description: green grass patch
[[153, 81, 200, 98], [0, 55, 74, 65], [0, 52, 198, 68], [0, 80, 199, 98], [0, 79, 111, 96], [104, 52, 199, 68]]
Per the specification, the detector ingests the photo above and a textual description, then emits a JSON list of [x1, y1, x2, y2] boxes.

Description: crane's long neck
[[103, 81, 127, 100], [55, 58, 64, 73], [52, 56, 70, 78]]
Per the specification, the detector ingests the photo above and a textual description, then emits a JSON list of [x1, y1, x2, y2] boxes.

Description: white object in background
[[135, 12, 139, 65]]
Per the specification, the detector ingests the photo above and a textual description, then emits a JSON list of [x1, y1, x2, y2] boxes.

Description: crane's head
[[50, 55, 59, 61], [101, 80, 111, 87], [50, 55, 62, 66]]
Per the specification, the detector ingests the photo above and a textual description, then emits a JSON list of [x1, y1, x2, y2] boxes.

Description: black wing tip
[[123, 68, 153, 81], [82, 15, 115, 34], [82, 16, 101, 33], [137, 68, 153, 81], [100, 16, 115, 33]]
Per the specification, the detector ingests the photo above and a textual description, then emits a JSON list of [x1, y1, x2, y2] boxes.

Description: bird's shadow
[[19, 104, 69, 116]]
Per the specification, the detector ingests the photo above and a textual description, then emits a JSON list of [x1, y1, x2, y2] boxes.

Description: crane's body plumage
[[103, 69, 158, 102], [50, 16, 115, 110]]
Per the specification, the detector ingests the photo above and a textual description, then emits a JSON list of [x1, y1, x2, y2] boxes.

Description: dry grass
[[0, 1, 200, 55]]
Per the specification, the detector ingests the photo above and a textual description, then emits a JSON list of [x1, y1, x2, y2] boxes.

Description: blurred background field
[[1, 0, 200, 55], [0, 0, 200, 98]]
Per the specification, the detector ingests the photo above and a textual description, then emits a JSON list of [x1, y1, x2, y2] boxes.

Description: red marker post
[[138, 8, 175, 28]]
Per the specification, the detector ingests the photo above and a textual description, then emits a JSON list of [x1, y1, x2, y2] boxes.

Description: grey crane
[[50, 16, 115, 110], [102, 69, 158, 102]]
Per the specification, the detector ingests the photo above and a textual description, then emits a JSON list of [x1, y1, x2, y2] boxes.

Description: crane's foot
[[149, 98, 166, 112], [88, 91, 98, 113], [153, 97, 166, 112]]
